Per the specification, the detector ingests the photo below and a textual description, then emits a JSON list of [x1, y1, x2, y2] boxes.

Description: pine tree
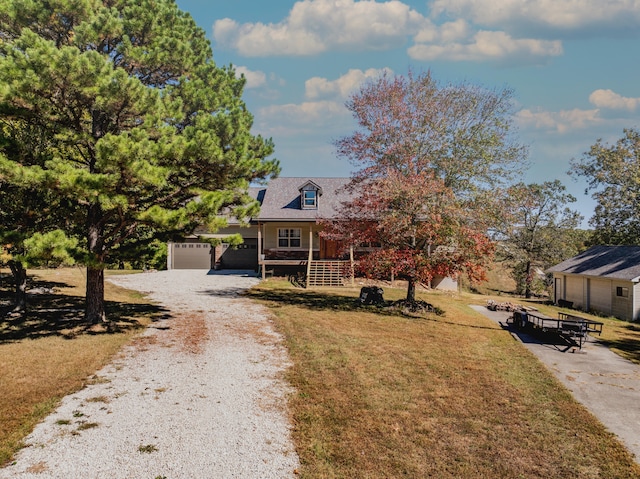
[[0, 0, 278, 323]]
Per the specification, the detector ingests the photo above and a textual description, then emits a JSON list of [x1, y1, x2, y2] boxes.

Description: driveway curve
[[0, 270, 300, 479]]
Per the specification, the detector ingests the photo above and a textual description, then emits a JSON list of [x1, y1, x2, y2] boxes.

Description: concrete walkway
[[471, 304, 640, 464]]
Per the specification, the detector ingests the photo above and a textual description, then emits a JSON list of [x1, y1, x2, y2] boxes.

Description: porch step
[[307, 260, 349, 287]]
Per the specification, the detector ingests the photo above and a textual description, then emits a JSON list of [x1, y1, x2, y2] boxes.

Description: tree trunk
[[406, 277, 416, 302], [85, 266, 106, 323], [524, 260, 532, 299], [85, 201, 107, 323], [8, 260, 27, 311]]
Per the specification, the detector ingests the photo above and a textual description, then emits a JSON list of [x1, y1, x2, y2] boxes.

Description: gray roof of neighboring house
[[256, 177, 351, 221], [547, 245, 640, 282]]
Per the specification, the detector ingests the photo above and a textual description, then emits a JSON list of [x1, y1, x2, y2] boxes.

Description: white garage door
[[565, 276, 584, 309], [171, 243, 212, 269], [588, 278, 612, 314]]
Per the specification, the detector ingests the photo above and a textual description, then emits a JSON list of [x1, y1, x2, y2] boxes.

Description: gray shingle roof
[[547, 245, 640, 281], [257, 177, 351, 221]]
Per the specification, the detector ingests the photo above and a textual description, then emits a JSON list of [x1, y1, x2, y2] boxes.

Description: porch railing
[[307, 260, 352, 287]]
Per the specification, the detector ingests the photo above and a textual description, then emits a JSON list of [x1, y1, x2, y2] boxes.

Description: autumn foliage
[[324, 70, 525, 301], [322, 171, 494, 301]]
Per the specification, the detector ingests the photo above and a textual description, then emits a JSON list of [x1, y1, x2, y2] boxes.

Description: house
[[167, 176, 458, 290], [167, 177, 353, 285], [547, 245, 640, 321]]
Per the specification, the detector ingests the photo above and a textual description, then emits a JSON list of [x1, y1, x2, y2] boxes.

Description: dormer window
[[303, 190, 317, 208], [299, 181, 323, 210]]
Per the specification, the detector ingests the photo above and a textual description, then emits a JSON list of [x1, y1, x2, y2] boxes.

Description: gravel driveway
[[0, 270, 300, 479]]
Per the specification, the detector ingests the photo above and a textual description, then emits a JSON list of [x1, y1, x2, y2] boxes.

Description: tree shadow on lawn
[[0, 279, 169, 343], [246, 288, 383, 313], [600, 322, 640, 363], [246, 288, 502, 331]]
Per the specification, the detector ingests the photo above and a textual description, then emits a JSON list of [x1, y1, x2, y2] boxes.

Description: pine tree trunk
[[406, 277, 416, 302], [8, 260, 27, 311], [524, 260, 532, 299], [85, 202, 107, 323], [85, 266, 106, 323]]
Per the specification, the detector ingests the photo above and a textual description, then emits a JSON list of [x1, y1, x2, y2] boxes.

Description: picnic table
[[508, 309, 604, 349]]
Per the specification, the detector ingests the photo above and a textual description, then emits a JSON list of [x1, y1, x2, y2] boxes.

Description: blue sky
[[175, 0, 640, 226]]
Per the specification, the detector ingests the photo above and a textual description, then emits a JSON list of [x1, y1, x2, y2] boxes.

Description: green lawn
[[2, 271, 640, 478], [248, 280, 640, 479]]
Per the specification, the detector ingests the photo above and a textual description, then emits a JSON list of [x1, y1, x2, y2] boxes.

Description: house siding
[[611, 280, 634, 321], [634, 284, 640, 321], [589, 278, 612, 315], [203, 225, 258, 238], [262, 222, 318, 253], [547, 245, 640, 321], [552, 272, 639, 321]]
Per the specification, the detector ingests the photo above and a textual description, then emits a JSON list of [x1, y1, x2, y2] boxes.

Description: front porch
[[258, 259, 353, 287], [257, 224, 353, 286]]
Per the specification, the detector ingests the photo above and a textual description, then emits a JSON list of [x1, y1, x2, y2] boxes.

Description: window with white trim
[[303, 189, 317, 208], [278, 228, 301, 248]]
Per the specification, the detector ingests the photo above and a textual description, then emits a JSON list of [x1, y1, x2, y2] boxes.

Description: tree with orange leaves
[[324, 70, 526, 302]]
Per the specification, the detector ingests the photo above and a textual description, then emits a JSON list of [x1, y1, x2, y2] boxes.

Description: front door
[[320, 238, 341, 259]]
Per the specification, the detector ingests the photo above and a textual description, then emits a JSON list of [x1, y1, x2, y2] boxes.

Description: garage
[[217, 238, 258, 270], [169, 242, 212, 269]]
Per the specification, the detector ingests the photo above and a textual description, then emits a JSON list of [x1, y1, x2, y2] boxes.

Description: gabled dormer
[[299, 180, 323, 210]]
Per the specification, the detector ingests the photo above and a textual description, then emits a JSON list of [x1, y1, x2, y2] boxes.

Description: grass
[[0, 267, 164, 466], [248, 280, 640, 479], [138, 444, 158, 454], [2, 269, 640, 477]]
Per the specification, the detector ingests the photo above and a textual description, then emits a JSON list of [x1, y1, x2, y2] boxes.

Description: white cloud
[[256, 101, 352, 137], [233, 66, 267, 89], [212, 0, 570, 64], [430, 0, 640, 35], [589, 89, 640, 111], [305, 68, 392, 100], [516, 107, 601, 133], [213, 0, 425, 56], [409, 30, 562, 64]]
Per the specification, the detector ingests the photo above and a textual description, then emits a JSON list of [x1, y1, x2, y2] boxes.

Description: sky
[[175, 0, 640, 227]]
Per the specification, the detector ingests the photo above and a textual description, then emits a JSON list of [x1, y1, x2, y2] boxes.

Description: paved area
[[472, 305, 640, 463]]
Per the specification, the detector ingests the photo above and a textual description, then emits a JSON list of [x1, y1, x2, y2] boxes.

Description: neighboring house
[[167, 176, 457, 290], [547, 245, 640, 321]]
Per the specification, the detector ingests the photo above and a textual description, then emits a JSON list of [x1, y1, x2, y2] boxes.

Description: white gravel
[[0, 270, 300, 479]]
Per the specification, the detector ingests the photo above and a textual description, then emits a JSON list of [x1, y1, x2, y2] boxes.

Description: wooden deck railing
[[306, 260, 352, 287]]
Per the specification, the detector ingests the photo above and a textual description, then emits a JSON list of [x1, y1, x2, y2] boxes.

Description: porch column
[[258, 223, 265, 280], [349, 243, 355, 286], [306, 226, 313, 288]]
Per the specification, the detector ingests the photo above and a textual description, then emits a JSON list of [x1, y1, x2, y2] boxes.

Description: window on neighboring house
[[278, 228, 301, 248], [303, 189, 317, 208], [616, 286, 629, 298]]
